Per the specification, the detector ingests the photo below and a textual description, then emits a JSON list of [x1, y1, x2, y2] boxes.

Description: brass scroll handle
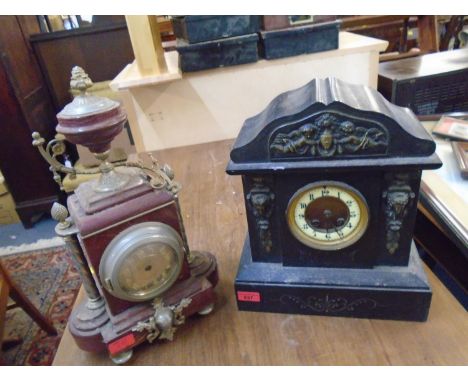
[[32, 131, 180, 194]]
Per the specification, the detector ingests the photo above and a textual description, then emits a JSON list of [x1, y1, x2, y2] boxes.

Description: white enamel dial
[[287, 181, 369, 251]]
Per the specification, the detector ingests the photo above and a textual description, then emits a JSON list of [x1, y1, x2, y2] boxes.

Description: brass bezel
[[99, 222, 184, 302], [286, 181, 370, 251]]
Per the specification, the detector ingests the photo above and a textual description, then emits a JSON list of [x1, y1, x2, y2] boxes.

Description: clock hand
[[334, 226, 344, 239]]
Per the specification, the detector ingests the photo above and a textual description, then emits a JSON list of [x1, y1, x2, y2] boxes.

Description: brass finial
[[31, 131, 45, 146], [51, 202, 71, 229], [70, 66, 93, 95]]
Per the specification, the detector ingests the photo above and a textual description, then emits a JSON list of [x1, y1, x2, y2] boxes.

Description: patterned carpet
[[1, 246, 81, 365]]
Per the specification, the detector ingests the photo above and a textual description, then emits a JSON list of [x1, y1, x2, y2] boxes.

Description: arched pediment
[[228, 78, 441, 173]]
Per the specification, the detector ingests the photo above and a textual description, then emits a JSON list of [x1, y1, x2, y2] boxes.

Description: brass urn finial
[[70, 66, 93, 95]]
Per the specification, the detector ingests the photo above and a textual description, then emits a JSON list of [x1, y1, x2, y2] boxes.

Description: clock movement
[[227, 77, 441, 321], [32, 67, 218, 363]]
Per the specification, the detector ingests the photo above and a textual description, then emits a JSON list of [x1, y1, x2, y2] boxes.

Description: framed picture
[[433, 116, 468, 141], [452, 141, 468, 179]]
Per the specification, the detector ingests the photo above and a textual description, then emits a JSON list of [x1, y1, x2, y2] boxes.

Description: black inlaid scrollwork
[[276, 294, 378, 313]]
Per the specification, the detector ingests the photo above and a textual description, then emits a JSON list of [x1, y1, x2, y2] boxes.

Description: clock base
[[68, 251, 218, 360], [235, 237, 432, 321]]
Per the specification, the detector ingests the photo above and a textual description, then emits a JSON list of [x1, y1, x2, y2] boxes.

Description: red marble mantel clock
[[32, 67, 218, 364]]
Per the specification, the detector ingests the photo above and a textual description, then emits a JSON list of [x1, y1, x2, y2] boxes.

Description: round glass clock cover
[[99, 222, 184, 302], [287, 181, 369, 250]]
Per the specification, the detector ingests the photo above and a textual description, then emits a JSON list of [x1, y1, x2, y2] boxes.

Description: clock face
[[286, 181, 369, 250], [117, 242, 179, 297], [100, 222, 184, 302]]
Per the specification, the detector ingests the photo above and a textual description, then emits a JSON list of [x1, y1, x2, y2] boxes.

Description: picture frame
[[452, 141, 468, 179], [432, 116, 468, 141]]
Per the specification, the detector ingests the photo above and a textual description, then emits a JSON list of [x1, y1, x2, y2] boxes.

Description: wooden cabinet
[[30, 22, 134, 110], [0, 16, 61, 227]]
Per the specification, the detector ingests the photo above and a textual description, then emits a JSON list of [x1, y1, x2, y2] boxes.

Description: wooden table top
[[53, 139, 468, 366]]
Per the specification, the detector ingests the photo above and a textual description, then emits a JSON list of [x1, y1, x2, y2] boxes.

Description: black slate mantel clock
[[226, 77, 442, 321]]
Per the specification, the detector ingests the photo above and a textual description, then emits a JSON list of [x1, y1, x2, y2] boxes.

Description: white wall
[[113, 32, 388, 152]]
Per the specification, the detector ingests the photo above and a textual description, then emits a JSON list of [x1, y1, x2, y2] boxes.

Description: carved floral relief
[[382, 173, 415, 255], [270, 113, 388, 158], [247, 178, 275, 253]]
